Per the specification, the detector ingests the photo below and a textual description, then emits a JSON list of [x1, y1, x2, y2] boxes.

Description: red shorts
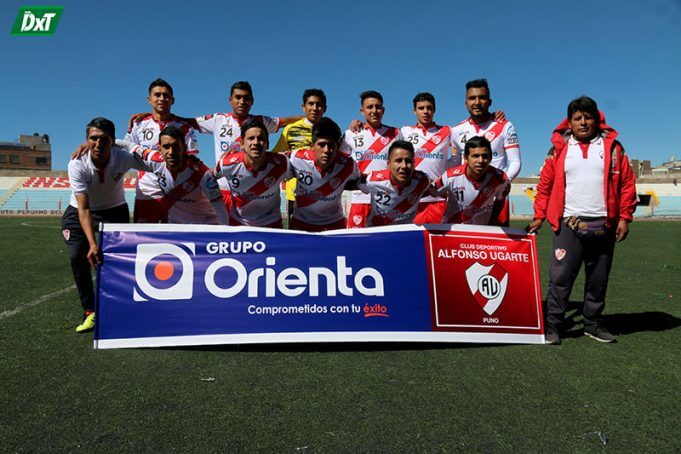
[[498, 198, 510, 226], [221, 189, 232, 211], [290, 217, 346, 232], [133, 198, 167, 223], [413, 200, 446, 224], [346, 203, 370, 228]]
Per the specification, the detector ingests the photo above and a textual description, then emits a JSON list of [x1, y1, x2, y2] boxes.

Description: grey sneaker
[[584, 325, 617, 343], [545, 325, 561, 345]]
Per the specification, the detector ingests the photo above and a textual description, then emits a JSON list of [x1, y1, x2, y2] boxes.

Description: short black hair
[[388, 140, 414, 158], [230, 81, 253, 97], [312, 117, 341, 143], [159, 126, 186, 147], [240, 119, 269, 146], [567, 96, 599, 120], [86, 117, 115, 140], [464, 136, 492, 157], [465, 78, 490, 93], [303, 88, 327, 106], [148, 78, 173, 95], [413, 92, 435, 108], [360, 90, 383, 104]]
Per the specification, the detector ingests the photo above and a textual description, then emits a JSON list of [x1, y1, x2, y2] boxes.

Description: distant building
[[0, 133, 51, 170], [651, 156, 681, 175], [630, 159, 653, 177]]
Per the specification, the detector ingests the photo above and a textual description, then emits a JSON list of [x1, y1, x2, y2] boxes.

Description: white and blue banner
[[94, 224, 545, 349]]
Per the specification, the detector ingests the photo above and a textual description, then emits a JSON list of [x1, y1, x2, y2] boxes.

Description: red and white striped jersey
[[289, 149, 360, 226], [433, 164, 509, 225], [125, 114, 199, 200], [340, 124, 402, 204], [450, 118, 521, 179], [137, 150, 223, 224], [399, 124, 451, 202], [194, 112, 280, 189], [213, 151, 291, 226], [357, 169, 431, 226]]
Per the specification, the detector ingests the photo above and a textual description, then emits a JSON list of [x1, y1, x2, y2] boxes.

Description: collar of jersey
[[414, 123, 440, 134], [227, 112, 252, 126], [463, 162, 491, 187], [568, 134, 601, 146], [147, 113, 177, 126], [467, 116, 494, 132]]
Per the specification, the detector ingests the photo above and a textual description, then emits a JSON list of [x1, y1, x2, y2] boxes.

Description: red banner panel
[[424, 227, 544, 337]]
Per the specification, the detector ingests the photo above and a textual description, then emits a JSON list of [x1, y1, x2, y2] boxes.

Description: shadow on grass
[[604, 312, 681, 335], [558, 301, 681, 338], [163, 341, 518, 353]]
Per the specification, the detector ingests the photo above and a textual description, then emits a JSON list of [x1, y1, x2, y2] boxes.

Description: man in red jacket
[[527, 96, 636, 345]]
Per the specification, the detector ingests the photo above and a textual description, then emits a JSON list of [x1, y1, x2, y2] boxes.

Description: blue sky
[[1, 0, 680, 174]]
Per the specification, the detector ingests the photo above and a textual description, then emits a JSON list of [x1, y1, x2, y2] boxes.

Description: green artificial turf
[[0, 218, 679, 451]]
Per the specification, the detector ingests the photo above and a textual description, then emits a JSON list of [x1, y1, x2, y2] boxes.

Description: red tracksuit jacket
[[533, 113, 637, 231]]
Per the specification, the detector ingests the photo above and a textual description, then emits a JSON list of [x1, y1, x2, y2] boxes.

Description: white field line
[[20, 221, 61, 229], [0, 284, 76, 320]]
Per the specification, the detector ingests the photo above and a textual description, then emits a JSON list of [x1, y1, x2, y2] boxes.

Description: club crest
[[555, 248, 566, 261], [465, 262, 508, 315]]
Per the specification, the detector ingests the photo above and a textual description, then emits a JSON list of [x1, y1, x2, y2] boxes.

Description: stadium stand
[[21, 176, 136, 189], [0, 176, 135, 215], [1, 175, 680, 217]]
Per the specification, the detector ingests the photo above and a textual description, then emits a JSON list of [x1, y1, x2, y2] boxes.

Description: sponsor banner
[[0, 209, 64, 216], [424, 227, 543, 334], [94, 224, 544, 348]]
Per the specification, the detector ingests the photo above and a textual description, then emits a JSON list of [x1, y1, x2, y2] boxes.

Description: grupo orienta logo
[[132, 241, 385, 302], [133, 243, 195, 301]]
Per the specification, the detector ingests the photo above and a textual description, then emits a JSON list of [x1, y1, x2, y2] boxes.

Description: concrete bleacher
[[1, 175, 680, 217], [0, 176, 136, 215], [1, 188, 136, 212], [23, 176, 71, 188], [21, 176, 136, 189], [2, 189, 71, 210]]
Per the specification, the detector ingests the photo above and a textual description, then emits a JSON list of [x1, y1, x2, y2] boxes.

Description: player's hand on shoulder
[[128, 112, 149, 131], [71, 143, 88, 159], [349, 119, 363, 133]]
